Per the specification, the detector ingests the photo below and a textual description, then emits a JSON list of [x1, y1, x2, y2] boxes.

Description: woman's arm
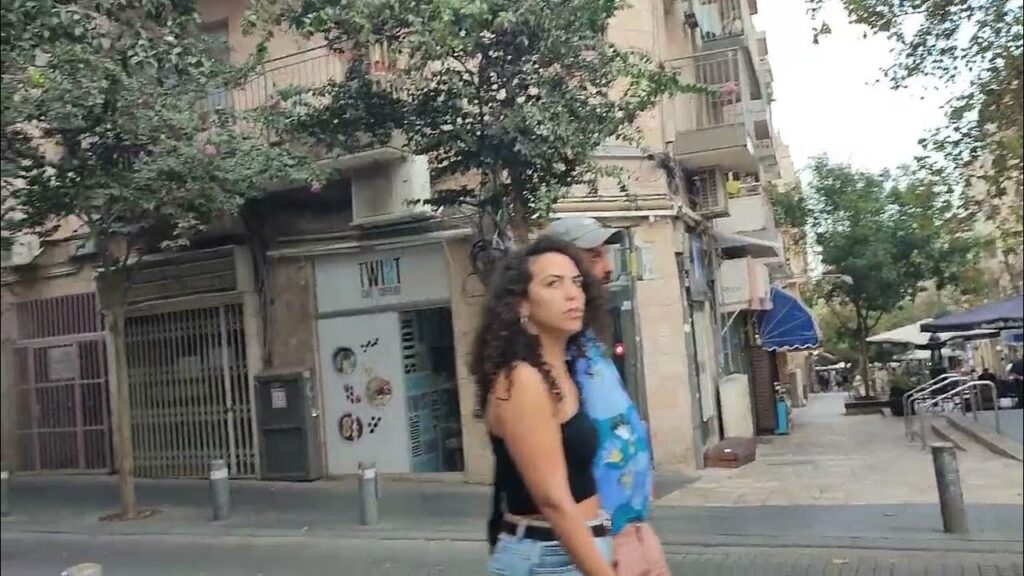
[[492, 364, 614, 576]]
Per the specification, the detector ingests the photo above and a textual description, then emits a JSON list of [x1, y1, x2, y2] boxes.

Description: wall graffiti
[[339, 412, 364, 442], [332, 347, 358, 375], [366, 376, 393, 407]]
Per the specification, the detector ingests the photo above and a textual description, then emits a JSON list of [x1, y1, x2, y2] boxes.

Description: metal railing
[[231, 45, 348, 112], [694, 0, 747, 43], [730, 181, 763, 198], [914, 380, 1001, 449], [903, 373, 964, 439], [204, 44, 400, 114], [667, 48, 755, 135]]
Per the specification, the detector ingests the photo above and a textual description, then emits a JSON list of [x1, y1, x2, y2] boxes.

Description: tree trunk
[[106, 306, 137, 519], [858, 335, 873, 398], [508, 211, 531, 247], [854, 309, 873, 398]]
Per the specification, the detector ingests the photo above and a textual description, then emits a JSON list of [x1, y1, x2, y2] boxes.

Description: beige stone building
[[2, 0, 807, 483]]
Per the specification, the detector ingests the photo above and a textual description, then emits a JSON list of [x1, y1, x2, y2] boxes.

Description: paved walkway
[[977, 408, 1024, 445], [3, 532, 1022, 576], [4, 471, 1021, 549], [2, 393, 1021, 553], [660, 393, 1024, 507]]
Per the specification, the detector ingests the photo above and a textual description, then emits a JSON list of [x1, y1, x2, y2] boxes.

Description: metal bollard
[[358, 461, 379, 526], [931, 442, 969, 534], [1, 465, 10, 518], [209, 459, 230, 521], [61, 563, 103, 576]]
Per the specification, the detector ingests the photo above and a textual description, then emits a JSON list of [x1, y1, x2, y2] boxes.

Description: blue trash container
[[774, 398, 789, 435]]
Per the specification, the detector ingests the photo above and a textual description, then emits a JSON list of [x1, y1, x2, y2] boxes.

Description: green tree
[[1, 0, 310, 267], [1, 0, 311, 518], [802, 157, 976, 396], [808, 0, 1023, 286], [247, 0, 697, 252]]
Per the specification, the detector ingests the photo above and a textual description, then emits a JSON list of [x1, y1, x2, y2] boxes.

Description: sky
[[753, 0, 956, 175]]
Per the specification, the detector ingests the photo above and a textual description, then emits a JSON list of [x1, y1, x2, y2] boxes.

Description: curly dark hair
[[471, 235, 607, 412]]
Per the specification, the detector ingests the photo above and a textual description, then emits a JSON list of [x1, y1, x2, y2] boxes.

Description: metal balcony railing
[[729, 180, 763, 198], [668, 48, 756, 137], [203, 44, 400, 114], [694, 0, 746, 43]]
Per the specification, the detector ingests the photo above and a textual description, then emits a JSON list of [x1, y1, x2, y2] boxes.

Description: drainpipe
[[626, 227, 649, 424]]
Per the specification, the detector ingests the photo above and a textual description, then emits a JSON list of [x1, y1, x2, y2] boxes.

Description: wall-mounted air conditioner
[[690, 168, 730, 218], [351, 155, 436, 227]]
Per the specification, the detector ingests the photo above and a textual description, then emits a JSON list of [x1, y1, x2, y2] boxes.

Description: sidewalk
[[3, 473, 1022, 553], [660, 393, 1024, 507], [3, 395, 1022, 554], [3, 532, 1023, 576]]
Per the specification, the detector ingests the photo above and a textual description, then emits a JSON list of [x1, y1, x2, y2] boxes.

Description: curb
[[945, 414, 1024, 462], [4, 523, 1022, 555]]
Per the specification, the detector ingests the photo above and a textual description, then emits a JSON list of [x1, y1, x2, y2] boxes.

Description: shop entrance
[[317, 307, 463, 476]]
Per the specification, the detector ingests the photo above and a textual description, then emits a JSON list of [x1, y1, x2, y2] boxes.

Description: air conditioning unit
[[690, 168, 730, 218], [351, 155, 435, 227], [1, 233, 42, 267]]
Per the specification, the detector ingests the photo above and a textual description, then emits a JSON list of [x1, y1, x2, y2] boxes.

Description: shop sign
[[359, 256, 402, 299], [718, 257, 771, 312], [315, 243, 450, 314]]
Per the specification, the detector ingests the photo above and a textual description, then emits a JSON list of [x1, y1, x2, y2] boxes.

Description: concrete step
[[945, 414, 1024, 462], [929, 419, 970, 451]]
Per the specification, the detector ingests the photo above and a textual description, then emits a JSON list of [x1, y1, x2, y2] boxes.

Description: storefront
[[314, 242, 464, 475], [751, 286, 821, 433]]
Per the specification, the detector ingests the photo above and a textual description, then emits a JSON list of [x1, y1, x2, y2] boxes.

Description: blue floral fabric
[[572, 332, 653, 535]]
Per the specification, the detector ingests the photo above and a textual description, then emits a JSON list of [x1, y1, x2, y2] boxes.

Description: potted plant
[[888, 373, 914, 417]]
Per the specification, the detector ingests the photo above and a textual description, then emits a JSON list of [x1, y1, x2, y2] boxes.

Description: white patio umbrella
[[866, 319, 996, 347]]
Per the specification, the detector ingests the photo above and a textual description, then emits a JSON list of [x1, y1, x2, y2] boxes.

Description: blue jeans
[[488, 533, 613, 575]]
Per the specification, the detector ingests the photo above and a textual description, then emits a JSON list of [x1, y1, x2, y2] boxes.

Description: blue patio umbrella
[[920, 295, 1023, 333]]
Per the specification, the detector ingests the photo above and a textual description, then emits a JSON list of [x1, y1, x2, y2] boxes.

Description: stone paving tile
[[665, 548, 1024, 576], [660, 393, 1024, 507]]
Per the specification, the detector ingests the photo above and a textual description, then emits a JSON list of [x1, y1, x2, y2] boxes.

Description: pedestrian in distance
[[543, 217, 671, 576], [476, 236, 616, 576]]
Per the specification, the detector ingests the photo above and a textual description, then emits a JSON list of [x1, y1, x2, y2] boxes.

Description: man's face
[[582, 245, 614, 287]]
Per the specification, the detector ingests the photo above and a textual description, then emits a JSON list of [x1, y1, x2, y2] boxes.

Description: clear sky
[[753, 0, 955, 175]]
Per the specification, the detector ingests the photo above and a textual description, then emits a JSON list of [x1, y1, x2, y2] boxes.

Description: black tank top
[[489, 409, 599, 516]]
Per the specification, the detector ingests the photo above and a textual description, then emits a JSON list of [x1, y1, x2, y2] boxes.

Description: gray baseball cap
[[542, 217, 625, 249]]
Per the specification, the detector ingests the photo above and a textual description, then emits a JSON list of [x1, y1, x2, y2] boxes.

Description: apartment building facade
[[1, 0, 812, 483]]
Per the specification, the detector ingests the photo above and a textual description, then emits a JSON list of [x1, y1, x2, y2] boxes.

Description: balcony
[[714, 183, 775, 235], [204, 45, 406, 170], [670, 48, 762, 173], [693, 0, 757, 50]]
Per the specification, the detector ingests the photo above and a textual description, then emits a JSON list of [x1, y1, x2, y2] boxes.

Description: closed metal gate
[[125, 303, 256, 478], [12, 293, 111, 473]]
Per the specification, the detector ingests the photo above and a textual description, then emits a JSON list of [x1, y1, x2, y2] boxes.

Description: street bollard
[[358, 461, 379, 526], [1, 465, 10, 518], [931, 442, 969, 534], [209, 459, 230, 521], [61, 563, 103, 576]]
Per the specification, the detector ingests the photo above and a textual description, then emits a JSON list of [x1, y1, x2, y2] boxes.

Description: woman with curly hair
[[474, 235, 614, 576]]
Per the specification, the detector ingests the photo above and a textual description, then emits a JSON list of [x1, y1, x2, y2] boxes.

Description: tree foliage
[[247, 0, 698, 244], [808, 0, 1023, 289], [1, 0, 311, 268], [802, 156, 978, 394], [765, 181, 808, 243]]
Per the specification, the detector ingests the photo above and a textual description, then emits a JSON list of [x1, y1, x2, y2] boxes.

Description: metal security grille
[[125, 303, 256, 478], [12, 293, 111, 473]]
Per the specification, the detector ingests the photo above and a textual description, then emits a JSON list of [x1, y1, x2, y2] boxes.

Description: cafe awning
[[755, 286, 821, 352]]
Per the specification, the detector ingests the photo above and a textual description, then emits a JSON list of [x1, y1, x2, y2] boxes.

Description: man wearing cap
[[543, 217, 670, 576]]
